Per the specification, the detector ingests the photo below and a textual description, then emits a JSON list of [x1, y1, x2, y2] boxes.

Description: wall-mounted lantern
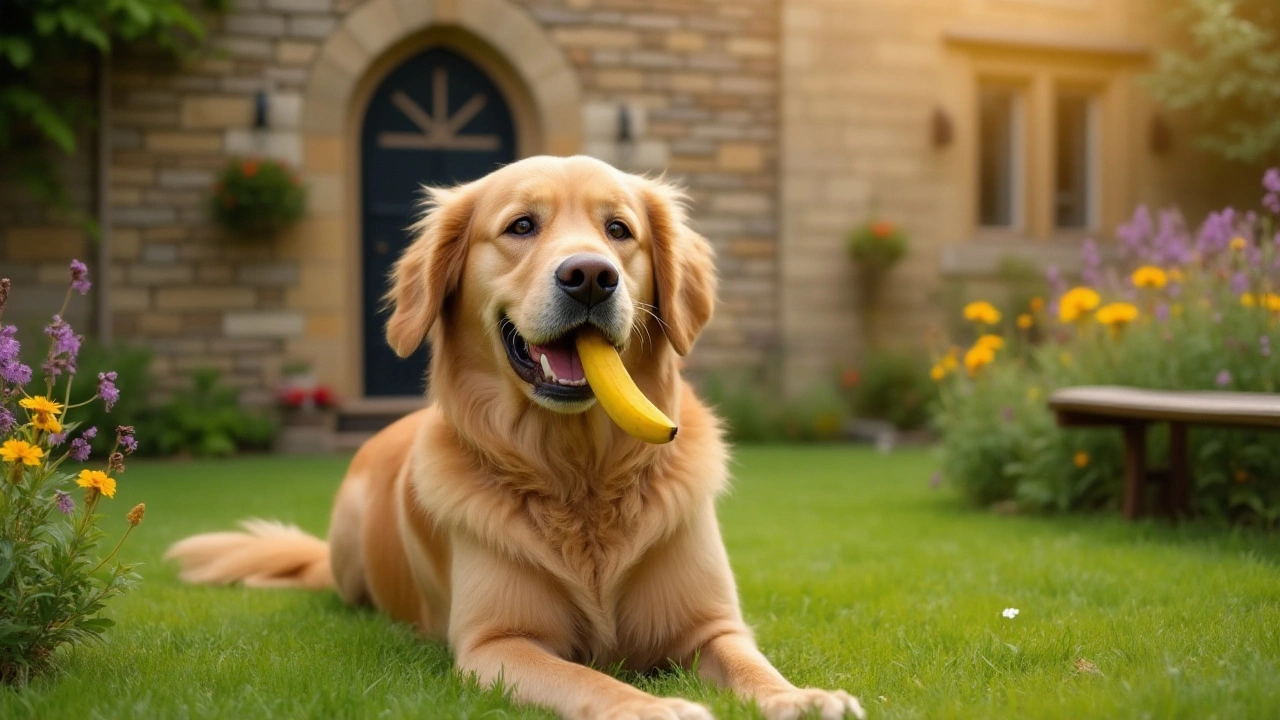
[[254, 90, 269, 129], [931, 107, 953, 149], [617, 104, 634, 145]]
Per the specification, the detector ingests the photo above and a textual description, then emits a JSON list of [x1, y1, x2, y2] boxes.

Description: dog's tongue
[[528, 339, 585, 383]]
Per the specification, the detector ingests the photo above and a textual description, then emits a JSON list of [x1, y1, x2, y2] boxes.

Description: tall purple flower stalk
[[69, 260, 91, 296]]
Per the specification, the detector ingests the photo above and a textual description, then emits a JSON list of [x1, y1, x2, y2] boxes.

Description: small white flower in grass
[[1002, 607, 1020, 619]]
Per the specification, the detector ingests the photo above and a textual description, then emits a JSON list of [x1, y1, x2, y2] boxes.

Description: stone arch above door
[[301, 0, 582, 155]]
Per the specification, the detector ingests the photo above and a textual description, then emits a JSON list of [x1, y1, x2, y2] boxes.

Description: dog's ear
[[384, 185, 474, 358], [638, 178, 717, 356]]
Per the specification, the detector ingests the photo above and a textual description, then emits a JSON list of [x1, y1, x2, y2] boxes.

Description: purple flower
[[1117, 205, 1153, 259], [117, 425, 137, 455], [0, 325, 31, 385], [42, 315, 81, 378], [68, 437, 92, 462], [1231, 272, 1250, 295], [98, 371, 119, 411], [69, 259, 91, 296], [1216, 369, 1233, 387], [55, 490, 74, 515], [82, 426, 97, 440], [1197, 208, 1236, 255], [1155, 302, 1170, 322], [1081, 239, 1101, 287], [0, 408, 14, 434], [1264, 168, 1280, 213], [48, 432, 66, 446]]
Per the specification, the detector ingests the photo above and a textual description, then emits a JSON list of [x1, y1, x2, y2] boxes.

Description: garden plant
[[935, 169, 1280, 525], [0, 263, 144, 685]]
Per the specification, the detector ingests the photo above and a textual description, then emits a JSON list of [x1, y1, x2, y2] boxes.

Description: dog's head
[[384, 155, 716, 414]]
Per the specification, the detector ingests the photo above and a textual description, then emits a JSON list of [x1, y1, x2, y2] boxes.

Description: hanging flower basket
[[211, 157, 307, 237]]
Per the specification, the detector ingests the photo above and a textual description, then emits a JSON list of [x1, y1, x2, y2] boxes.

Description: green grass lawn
[[3, 447, 1279, 719]]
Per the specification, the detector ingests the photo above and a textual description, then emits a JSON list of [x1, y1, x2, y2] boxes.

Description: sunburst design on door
[[376, 68, 501, 151]]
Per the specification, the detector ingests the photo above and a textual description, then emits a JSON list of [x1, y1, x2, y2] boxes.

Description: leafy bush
[[68, 343, 153, 455], [1, 264, 145, 685], [844, 352, 937, 431], [702, 371, 844, 444], [935, 169, 1280, 526], [211, 157, 307, 237], [145, 369, 277, 457]]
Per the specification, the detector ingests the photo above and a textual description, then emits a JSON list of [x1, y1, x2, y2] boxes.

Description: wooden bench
[[1048, 386, 1280, 521]]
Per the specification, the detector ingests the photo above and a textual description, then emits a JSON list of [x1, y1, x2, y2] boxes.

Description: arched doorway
[[360, 47, 516, 397]]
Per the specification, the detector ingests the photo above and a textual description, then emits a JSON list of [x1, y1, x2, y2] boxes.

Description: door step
[[334, 397, 425, 438]]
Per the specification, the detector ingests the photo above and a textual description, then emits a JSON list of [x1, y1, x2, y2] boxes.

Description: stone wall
[[2, 0, 780, 405], [778, 0, 1258, 394]]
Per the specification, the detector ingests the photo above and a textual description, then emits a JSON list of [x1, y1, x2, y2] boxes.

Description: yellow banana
[[576, 330, 678, 444]]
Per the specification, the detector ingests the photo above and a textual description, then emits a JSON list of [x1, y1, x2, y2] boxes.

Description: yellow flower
[[1265, 293, 1280, 313], [1074, 451, 1090, 468], [1241, 293, 1257, 308], [1017, 313, 1033, 330], [19, 396, 63, 416], [1131, 265, 1168, 289], [76, 469, 117, 499], [0, 440, 45, 466], [1026, 386, 1042, 402], [1059, 352, 1073, 366], [963, 301, 1002, 325], [941, 347, 960, 371], [1029, 297, 1045, 312], [1230, 236, 1247, 252], [32, 413, 62, 434], [976, 334, 1005, 351], [930, 364, 947, 382], [1095, 302, 1140, 328], [964, 343, 996, 376], [1058, 287, 1101, 323]]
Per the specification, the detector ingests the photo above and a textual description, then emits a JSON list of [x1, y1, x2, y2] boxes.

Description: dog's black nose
[[555, 254, 619, 308]]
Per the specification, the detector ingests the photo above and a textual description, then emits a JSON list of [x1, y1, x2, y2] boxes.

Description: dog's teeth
[[539, 354, 556, 381]]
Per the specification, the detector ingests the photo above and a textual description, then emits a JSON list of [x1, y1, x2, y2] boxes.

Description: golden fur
[[167, 156, 864, 720]]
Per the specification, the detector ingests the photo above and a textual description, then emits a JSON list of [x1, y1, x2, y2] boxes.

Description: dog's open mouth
[[501, 317, 596, 403]]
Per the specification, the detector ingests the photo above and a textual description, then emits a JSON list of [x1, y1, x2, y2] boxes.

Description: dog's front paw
[[600, 696, 715, 720], [757, 688, 866, 720]]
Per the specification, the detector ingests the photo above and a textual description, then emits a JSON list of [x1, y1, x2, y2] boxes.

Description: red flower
[[278, 388, 307, 408], [840, 368, 861, 389], [241, 159, 260, 178], [871, 221, 895, 238], [313, 386, 337, 408]]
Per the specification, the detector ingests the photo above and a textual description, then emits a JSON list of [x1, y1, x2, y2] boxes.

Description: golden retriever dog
[[167, 155, 865, 720]]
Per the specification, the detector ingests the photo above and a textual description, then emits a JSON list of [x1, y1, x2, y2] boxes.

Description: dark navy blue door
[[361, 47, 516, 396]]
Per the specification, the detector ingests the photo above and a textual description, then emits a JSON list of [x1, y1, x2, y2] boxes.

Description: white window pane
[[979, 87, 1019, 228], [1055, 94, 1094, 229]]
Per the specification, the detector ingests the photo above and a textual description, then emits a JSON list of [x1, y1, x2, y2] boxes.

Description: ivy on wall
[[0, 0, 220, 225]]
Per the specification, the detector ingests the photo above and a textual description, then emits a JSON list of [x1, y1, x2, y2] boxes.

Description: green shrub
[[935, 171, 1280, 526], [144, 369, 277, 457], [211, 157, 307, 237], [68, 343, 153, 455], [845, 352, 937, 431], [701, 371, 844, 444]]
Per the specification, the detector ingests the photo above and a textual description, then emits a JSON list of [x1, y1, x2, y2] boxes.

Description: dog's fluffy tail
[[164, 519, 334, 590]]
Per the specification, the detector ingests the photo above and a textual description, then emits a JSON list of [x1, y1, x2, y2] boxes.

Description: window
[[1054, 92, 1096, 229], [978, 86, 1022, 228]]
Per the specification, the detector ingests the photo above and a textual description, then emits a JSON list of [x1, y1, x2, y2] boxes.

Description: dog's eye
[[606, 221, 631, 240], [506, 217, 535, 236]]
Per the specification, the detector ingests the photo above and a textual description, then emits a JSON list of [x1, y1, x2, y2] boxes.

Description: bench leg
[[1168, 421, 1190, 519], [1122, 423, 1148, 521]]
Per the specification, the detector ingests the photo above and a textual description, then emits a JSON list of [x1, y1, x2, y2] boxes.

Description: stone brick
[[111, 229, 142, 260], [224, 311, 306, 337], [112, 207, 180, 227], [265, 0, 332, 10], [138, 313, 184, 335], [141, 244, 180, 264], [112, 166, 155, 185], [197, 264, 235, 283], [596, 69, 645, 91], [728, 38, 776, 58], [238, 263, 300, 286], [157, 169, 214, 190], [303, 134, 344, 173], [667, 31, 707, 53], [129, 264, 194, 285], [112, 287, 151, 312], [223, 13, 287, 37], [145, 131, 223, 153], [276, 40, 319, 66], [268, 93, 302, 130], [552, 27, 640, 48], [287, 14, 337, 38], [217, 35, 274, 60], [730, 238, 775, 259], [670, 73, 714, 93], [224, 129, 301, 166], [305, 311, 342, 338], [155, 287, 257, 310], [181, 95, 254, 129], [717, 142, 765, 172]]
